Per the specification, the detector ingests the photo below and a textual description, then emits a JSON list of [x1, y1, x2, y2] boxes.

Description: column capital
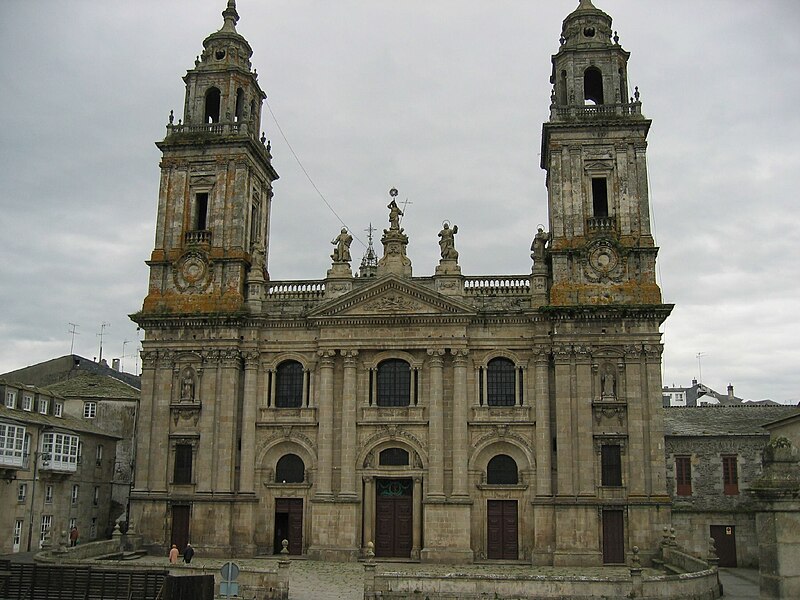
[[342, 349, 359, 365], [243, 350, 260, 368], [141, 350, 159, 369], [317, 350, 336, 367], [450, 348, 469, 366], [362, 475, 373, 483], [427, 348, 445, 367], [552, 344, 573, 361]]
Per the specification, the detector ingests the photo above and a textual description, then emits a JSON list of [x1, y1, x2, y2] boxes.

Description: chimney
[[727, 383, 734, 402], [692, 378, 697, 386], [112, 358, 121, 372]]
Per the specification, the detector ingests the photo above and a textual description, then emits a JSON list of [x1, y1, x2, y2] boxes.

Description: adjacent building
[[0, 380, 120, 553], [130, 0, 673, 566]]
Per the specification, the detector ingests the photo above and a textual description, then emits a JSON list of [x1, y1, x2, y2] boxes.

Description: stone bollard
[[363, 541, 377, 598], [277, 556, 291, 600], [280, 539, 289, 555], [629, 546, 643, 598]]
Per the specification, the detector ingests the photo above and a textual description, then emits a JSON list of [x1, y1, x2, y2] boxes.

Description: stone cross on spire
[[220, 0, 239, 33]]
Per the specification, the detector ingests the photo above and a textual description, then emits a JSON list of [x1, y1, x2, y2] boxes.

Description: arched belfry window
[[275, 454, 304, 483], [376, 359, 411, 407], [584, 67, 604, 105], [235, 88, 245, 122], [205, 87, 221, 123], [487, 454, 518, 485], [275, 360, 303, 408], [487, 358, 516, 407], [379, 448, 409, 466]]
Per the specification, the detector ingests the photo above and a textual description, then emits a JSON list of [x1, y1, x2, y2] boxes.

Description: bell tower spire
[[140, 1, 278, 316], [542, 0, 659, 306]]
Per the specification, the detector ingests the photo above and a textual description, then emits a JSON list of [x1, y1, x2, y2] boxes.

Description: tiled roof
[[0, 404, 121, 439], [45, 371, 139, 400], [664, 405, 800, 437]]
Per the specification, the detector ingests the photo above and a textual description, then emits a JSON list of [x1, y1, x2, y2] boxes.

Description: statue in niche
[[531, 226, 550, 264], [363, 451, 375, 468], [438, 222, 459, 260], [387, 199, 403, 231], [601, 366, 616, 398], [181, 373, 195, 401], [330, 227, 353, 263]]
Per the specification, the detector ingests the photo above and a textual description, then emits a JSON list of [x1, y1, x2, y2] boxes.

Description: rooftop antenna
[[97, 321, 111, 364], [696, 352, 706, 384], [68, 323, 80, 355]]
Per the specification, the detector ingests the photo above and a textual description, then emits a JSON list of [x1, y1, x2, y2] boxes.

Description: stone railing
[[170, 559, 289, 600], [167, 122, 244, 136], [184, 230, 212, 245], [551, 101, 643, 121], [266, 281, 326, 300], [464, 276, 531, 295], [587, 215, 617, 233]]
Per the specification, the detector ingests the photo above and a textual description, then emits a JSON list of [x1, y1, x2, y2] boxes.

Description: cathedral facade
[[131, 0, 672, 566]]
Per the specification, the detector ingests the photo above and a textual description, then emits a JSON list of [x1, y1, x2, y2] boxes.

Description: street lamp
[[26, 450, 50, 552]]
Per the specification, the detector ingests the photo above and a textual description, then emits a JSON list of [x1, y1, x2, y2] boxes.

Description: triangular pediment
[[309, 275, 474, 319]]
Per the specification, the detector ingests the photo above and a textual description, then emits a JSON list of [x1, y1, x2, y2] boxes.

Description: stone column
[[412, 476, 423, 559], [553, 345, 574, 495], [624, 345, 646, 496], [151, 350, 174, 491], [316, 350, 336, 498], [427, 349, 445, 500], [340, 350, 359, 499], [451, 349, 470, 499], [644, 344, 667, 495], [239, 351, 259, 493], [362, 475, 374, 554], [534, 348, 552, 496], [575, 346, 594, 496], [215, 348, 241, 493], [134, 350, 157, 491]]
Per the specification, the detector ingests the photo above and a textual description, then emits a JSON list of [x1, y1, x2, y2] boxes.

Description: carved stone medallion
[[174, 251, 212, 292]]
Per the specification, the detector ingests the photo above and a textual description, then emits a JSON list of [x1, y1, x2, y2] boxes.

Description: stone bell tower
[[541, 0, 660, 307], [141, 0, 278, 316]]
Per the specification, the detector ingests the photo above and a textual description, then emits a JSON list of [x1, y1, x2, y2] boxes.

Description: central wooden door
[[710, 525, 737, 567], [487, 500, 518, 559], [602, 509, 625, 564], [171, 505, 190, 552], [375, 479, 413, 558], [274, 498, 303, 555]]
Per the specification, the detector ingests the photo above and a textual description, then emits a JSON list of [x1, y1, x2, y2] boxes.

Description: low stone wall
[[168, 559, 290, 600], [363, 563, 721, 600]]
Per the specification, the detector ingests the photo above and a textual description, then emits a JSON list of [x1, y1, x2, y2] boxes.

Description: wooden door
[[274, 498, 303, 555], [375, 479, 413, 558], [602, 509, 625, 564], [710, 525, 737, 567], [171, 505, 190, 551], [487, 500, 518, 559]]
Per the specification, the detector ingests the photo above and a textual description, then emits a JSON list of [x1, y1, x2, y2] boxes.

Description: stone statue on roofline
[[438, 222, 459, 260], [331, 227, 353, 263]]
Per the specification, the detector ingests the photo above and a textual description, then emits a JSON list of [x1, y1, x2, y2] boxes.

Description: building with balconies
[[0, 380, 120, 554]]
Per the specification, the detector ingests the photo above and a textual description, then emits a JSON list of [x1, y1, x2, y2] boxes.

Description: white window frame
[[69, 517, 77, 530], [45, 485, 53, 504], [72, 484, 79, 504], [0, 423, 26, 467], [83, 402, 97, 419], [22, 395, 32, 411], [40, 515, 52, 547], [41, 432, 80, 470], [17, 482, 27, 502], [38, 398, 48, 415], [5, 391, 16, 409], [13, 519, 23, 552], [54, 403, 63, 418]]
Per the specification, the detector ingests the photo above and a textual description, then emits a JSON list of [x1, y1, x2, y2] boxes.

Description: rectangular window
[[13, 519, 23, 552], [40, 515, 52, 546], [5, 391, 16, 408], [69, 517, 77, 530], [83, 402, 97, 419], [90, 517, 97, 539], [22, 395, 32, 411], [723, 455, 739, 495], [41, 432, 80, 470], [0, 423, 26, 467], [18, 483, 27, 502], [174, 444, 193, 484], [592, 177, 609, 217], [96, 444, 103, 466], [195, 192, 209, 230], [601, 444, 623, 487], [93, 486, 99, 506], [45, 485, 53, 504], [675, 456, 692, 496], [72, 484, 79, 504], [54, 403, 63, 418], [38, 398, 48, 414]]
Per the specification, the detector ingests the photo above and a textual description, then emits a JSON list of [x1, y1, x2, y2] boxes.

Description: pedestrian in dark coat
[[183, 543, 195, 564]]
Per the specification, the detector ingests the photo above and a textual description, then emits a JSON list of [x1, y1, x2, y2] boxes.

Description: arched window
[[235, 88, 245, 122], [275, 454, 304, 483], [379, 448, 409, 466], [487, 358, 515, 407], [376, 359, 411, 407], [583, 67, 604, 105], [250, 100, 257, 122], [275, 360, 303, 408], [487, 454, 518, 485], [559, 69, 568, 105], [204, 87, 221, 123]]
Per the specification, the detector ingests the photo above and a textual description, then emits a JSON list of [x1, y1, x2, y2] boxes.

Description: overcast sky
[[1, 1, 799, 403]]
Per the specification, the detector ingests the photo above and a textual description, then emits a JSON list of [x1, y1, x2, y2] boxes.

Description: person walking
[[168, 544, 179, 564], [183, 542, 195, 564], [69, 526, 79, 547]]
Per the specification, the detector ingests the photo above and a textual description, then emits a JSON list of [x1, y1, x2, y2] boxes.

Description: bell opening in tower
[[205, 87, 221, 123], [592, 178, 609, 217], [584, 67, 604, 105]]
